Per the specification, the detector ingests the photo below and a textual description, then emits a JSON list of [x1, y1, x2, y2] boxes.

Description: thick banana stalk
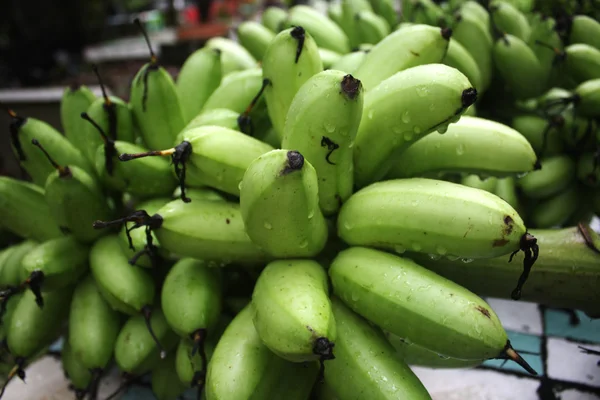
[[282, 71, 364, 215], [386, 116, 538, 179], [353, 63, 476, 187], [353, 24, 451, 91]]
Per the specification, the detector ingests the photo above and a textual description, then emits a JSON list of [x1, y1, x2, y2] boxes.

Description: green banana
[[251, 259, 336, 362], [368, 0, 397, 29], [528, 15, 563, 88], [385, 331, 484, 369], [68, 274, 122, 372], [151, 351, 188, 400], [129, 19, 185, 151], [0, 177, 62, 241], [61, 338, 93, 396], [31, 138, 112, 243], [7, 108, 93, 187], [493, 34, 545, 100], [283, 5, 350, 54], [0, 240, 37, 289], [60, 84, 96, 158], [386, 116, 538, 179], [176, 47, 222, 124], [577, 152, 600, 187], [489, 0, 531, 42], [353, 24, 451, 91], [353, 63, 477, 187], [205, 36, 258, 76], [240, 150, 329, 258], [206, 304, 319, 400], [573, 78, 600, 118], [180, 108, 240, 133], [530, 185, 579, 228], [330, 50, 368, 74], [261, 6, 288, 33], [319, 48, 343, 69], [355, 10, 390, 45], [237, 21, 276, 61], [510, 114, 565, 157], [330, 247, 535, 373], [569, 15, 600, 50], [443, 38, 483, 91], [494, 177, 521, 213], [328, 2, 344, 30], [461, 174, 498, 193], [517, 155, 576, 199], [262, 27, 323, 141], [282, 71, 364, 216], [564, 43, 600, 84], [409, 224, 600, 315], [410, 0, 446, 26], [322, 296, 433, 399], [114, 307, 178, 375], [458, 0, 490, 22]]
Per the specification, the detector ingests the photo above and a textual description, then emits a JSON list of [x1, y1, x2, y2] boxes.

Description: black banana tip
[[286, 151, 305, 171], [503, 341, 538, 375], [461, 88, 478, 108], [533, 159, 542, 170], [313, 337, 335, 361], [341, 75, 362, 100], [441, 27, 453, 40], [290, 25, 305, 38]]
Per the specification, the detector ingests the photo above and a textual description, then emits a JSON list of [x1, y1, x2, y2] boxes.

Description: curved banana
[[251, 259, 336, 362], [150, 351, 188, 400], [180, 108, 239, 134], [353, 63, 476, 187], [240, 150, 328, 257], [368, 0, 398, 29], [528, 14, 562, 88], [237, 21, 276, 61], [205, 36, 258, 76], [386, 116, 538, 179], [530, 185, 579, 229], [564, 43, 600, 84], [0, 241, 38, 289], [60, 84, 96, 158], [261, 6, 288, 33], [510, 114, 565, 157], [341, 0, 374, 48], [355, 10, 390, 45], [330, 50, 368, 74], [569, 15, 600, 50], [319, 48, 343, 69], [574, 78, 600, 118], [353, 24, 451, 91], [282, 71, 364, 216], [62, 339, 93, 396], [202, 68, 264, 114], [494, 177, 521, 213], [443, 38, 483, 91], [461, 174, 498, 193], [517, 155, 576, 199], [489, 0, 531, 42], [283, 5, 350, 54]]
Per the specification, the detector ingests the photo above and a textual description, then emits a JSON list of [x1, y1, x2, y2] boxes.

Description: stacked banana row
[[0, 1, 599, 399]]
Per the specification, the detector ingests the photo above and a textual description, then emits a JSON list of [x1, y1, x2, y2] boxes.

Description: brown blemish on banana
[[503, 215, 514, 236], [475, 306, 491, 319], [410, 50, 420, 56], [493, 239, 509, 247]]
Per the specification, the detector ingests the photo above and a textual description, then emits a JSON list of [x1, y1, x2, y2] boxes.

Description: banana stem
[[31, 139, 72, 178], [81, 112, 117, 175], [140, 305, 167, 359], [508, 233, 539, 300], [93, 210, 163, 253], [237, 78, 271, 136], [190, 329, 208, 399], [500, 341, 537, 375], [5, 107, 27, 161], [290, 26, 306, 63], [0, 357, 26, 399], [91, 64, 117, 140]]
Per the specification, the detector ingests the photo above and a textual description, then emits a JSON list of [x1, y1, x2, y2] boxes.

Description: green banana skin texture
[[330, 247, 509, 360], [530, 185, 579, 229], [114, 307, 178, 375], [251, 259, 336, 362], [161, 258, 223, 337], [353, 63, 476, 187], [517, 155, 576, 199], [443, 38, 483, 92], [176, 47, 222, 124], [569, 15, 600, 50], [284, 5, 350, 54], [0, 293, 22, 341], [180, 108, 240, 135], [409, 225, 600, 315], [574, 78, 600, 118], [9, 114, 94, 187], [21, 235, 89, 292], [201, 68, 264, 114], [330, 50, 368, 74], [368, 0, 397, 30], [339, 178, 526, 259], [130, 60, 185, 151], [385, 331, 485, 369], [577, 152, 600, 187], [386, 116, 538, 179], [355, 10, 391, 45], [60, 84, 96, 158], [43, 164, 113, 243], [340, 0, 374, 49], [206, 304, 319, 400], [261, 6, 288, 32], [176, 126, 274, 197], [7, 287, 73, 358], [354, 24, 450, 91], [205, 37, 258, 76], [172, 187, 226, 203], [151, 199, 270, 265], [490, 1, 531, 42], [240, 150, 328, 257], [564, 44, 600, 85], [559, 114, 596, 151], [90, 235, 155, 315], [0, 240, 38, 288], [237, 21, 276, 61], [461, 175, 498, 193], [319, 48, 343, 69], [510, 114, 564, 157], [323, 296, 432, 400], [282, 70, 364, 216], [262, 27, 323, 141], [527, 15, 562, 88], [68, 274, 122, 371], [494, 177, 521, 213], [62, 338, 93, 391], [328, 2, 344, 30], [151, 351, 188, 400]]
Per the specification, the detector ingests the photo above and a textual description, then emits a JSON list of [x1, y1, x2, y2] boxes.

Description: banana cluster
[[0, 2, 599, 399]]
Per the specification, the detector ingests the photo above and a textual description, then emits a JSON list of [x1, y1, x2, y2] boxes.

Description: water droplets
[[307, 209, 315, 219], [401, 111, 411, 123], [456, 143, 465, 155], [437, 354, 450, 360], [461, 258, 474, 263], [516, 171, 529, 178], [416, 86, 429, 97], [403, 131, 413, 141], [428, 253, 442, 260], [411, 242, 422, 251], [436, 246, 447, 255], [394, 245, 406, 254], [368, 109, 375, 119], [343, 221, 353, 230], [437, 124, 449, 134], [238, 181, 243, 191], [351, 292, 360, 302], [413, 126, 422, 135], [445, 254, 460, 261], [263, 222, 272, 230], [299, 240, 308, 248], [324, 122, 335, 133]]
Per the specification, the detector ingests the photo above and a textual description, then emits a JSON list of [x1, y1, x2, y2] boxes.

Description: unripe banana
[[573, 78, 600, 118], [340, 0, 374, 48], [61, 339, 93, 395], [510, 114, 564, 157], [569, 15, 600, 50], [176, 47, 222, 124], [319, 48, 343, 69], [494, 177, 521, 213], [353, 63, 476, 187], [493, 34, 544, 100], [355, 10, 390, 45], [443, 38, 483, 91], [458, 0, 490, 22], [282, 71, 364, 216], [528, 15, 563, 88], [68, 274, 121, 371], [564, 43, 600, 84], [452, 10, 492, 92], [461, 174, 498, 193], [368, 0, 398, 29], [283, 5, 350, 54], [353, 24, 451, 91], [518, 155, 576, 199], [129, 19, 185, 151], [60, 84, 96, 158], [237, 21, 276, 61], [251, 259, 336, 362], [330, 50, 368, 74], [0, 241, 37, 289], [7, 108, 94, 187], [262, 6, 288, 33], [386, 116, 538, 179], [263, 27, 323, 140], [206, 304, 319, 400], [240, 150, 328, 257], [322, 296, 433, 399], [180, 108, 240, 134], [489, 0, 531, 42], [151, 351, 188, 400], [410, 224, 600, 314], [330, 247, 535, 374], [205, 37, 258, 76], [530, 185, 579, 228], [577, 152, 600, 187], [0, 177, 62, 242]]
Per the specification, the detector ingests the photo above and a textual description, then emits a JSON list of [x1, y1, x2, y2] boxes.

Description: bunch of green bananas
[[0, 2, 599, 399]]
